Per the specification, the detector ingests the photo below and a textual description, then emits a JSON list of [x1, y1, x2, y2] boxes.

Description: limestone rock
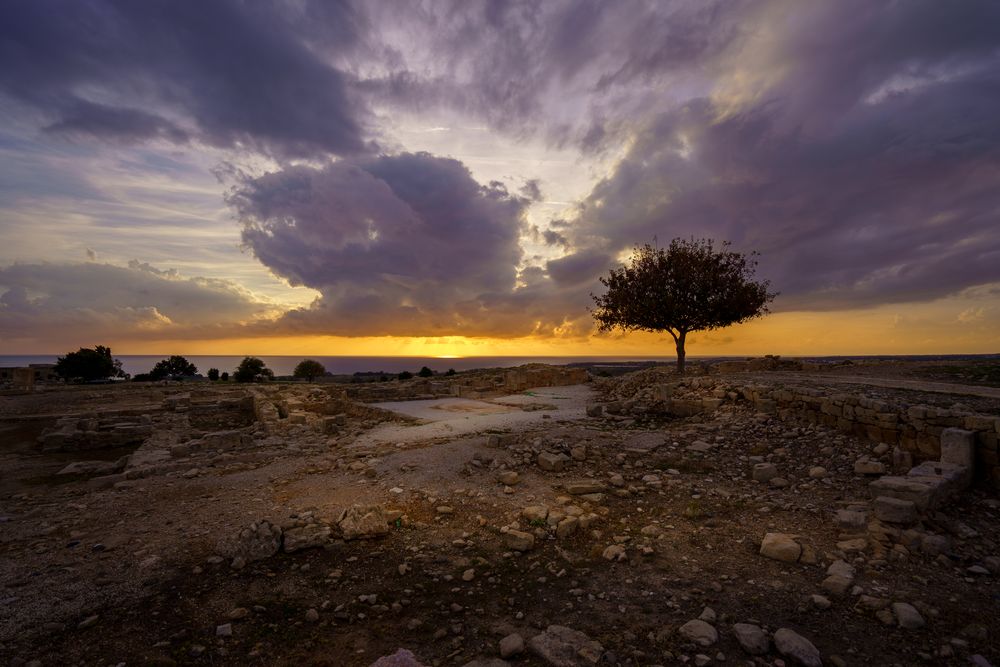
[[677, 619, 718, 647], [283, 524, 331, 553], [338, 505, 389, 540], [732, 623, 769, 655], [874, 496, 918, 524], [528, 625, 603, 666], [504, 529, 534, 552], [230, 520, 282, 563], [759, 532, 801, 563], [564, 481, 605, 495], [752, 463, 778, 482], [499, 633, 525, 658], [773, 628, 822, 667], [538, 452, 569, 472], [892, 602, 925, 629], [370, 649, 427, 667]]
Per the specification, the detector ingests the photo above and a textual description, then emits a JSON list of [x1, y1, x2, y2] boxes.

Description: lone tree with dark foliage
[[591, 239, 776, 374]]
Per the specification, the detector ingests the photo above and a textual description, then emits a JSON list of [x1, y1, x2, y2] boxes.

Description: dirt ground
[[0, 367, 998, 667]]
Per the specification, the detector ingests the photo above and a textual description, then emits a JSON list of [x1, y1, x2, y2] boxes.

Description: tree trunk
[[675, 330, 687, 375]]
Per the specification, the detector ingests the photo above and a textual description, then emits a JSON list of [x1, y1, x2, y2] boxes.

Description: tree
[[220, 371, 229, 381], [149, 355, 198, 380], [417, 366, 434, 378], [54, 345, 124, 382], [293, 359, 326, 381], [591, 238, 776, 374], [397, 371, 413, 380], [445, 368, 456, 376], [233, 357, 274, 383], [207, 368, 220, 381]]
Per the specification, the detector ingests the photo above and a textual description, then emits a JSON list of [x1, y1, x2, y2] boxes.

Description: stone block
[[759, 532, 802, 563], [873, 496, 918, 524], [537, 451, 569, 472], [868, 475, 944, 510], [941, 428, 975, 470]]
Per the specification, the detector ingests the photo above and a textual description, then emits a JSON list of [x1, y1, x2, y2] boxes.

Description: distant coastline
[[1, 353, 997, 378]]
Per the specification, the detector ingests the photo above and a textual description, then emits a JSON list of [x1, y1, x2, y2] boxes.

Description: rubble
[[1, 364, 998, 666]]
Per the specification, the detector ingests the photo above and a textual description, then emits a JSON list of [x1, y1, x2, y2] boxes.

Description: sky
[[1, 0, 999, 357]]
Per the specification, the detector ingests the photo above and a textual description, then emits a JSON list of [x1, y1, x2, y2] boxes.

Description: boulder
[[759, 533, 801, 563], [538, 452, 569, 472], [283, 524, 332, 553], [773, 628, 821, 667], [528, 625, 603, 666], [503, 529, 535, 552], [370, 649, 427, 667], [338, 505, 389, 540], [732, 623, 769, 655], [677, 619, 718, 647]]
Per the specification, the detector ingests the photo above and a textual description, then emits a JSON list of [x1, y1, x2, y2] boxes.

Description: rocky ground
[[0, 366, 998, 667]]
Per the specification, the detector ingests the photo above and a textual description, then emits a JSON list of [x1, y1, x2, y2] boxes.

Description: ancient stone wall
[[643, 378, 1000, 487]]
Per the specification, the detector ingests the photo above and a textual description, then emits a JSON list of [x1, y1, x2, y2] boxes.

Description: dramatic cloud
[[0, 0, 368, 158], [0, 261, 275, 344], [2, 0, 999, 349], [559, 0, 1000, 310], [230, 152, 589, 336]]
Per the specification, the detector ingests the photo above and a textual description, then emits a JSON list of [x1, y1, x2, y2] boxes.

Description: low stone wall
[[646, 377, 1000, 487]]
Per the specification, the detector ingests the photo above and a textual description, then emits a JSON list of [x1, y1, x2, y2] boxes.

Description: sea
[[1, 353, 995, 378], [0, 355, 679, 377]]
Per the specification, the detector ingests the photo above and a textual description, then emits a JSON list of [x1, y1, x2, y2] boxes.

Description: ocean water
[[0, 355, 677, 377], [3, 353, 994, 378]]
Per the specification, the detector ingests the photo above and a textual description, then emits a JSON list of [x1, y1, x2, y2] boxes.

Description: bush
[[220, 371, 229, 381], [54, 346, 124, 382], [293, 359, 326, 381], [397, 371, 413, 380], [234, 357, 274, 383], [207, 368, 220, 381], [417, 366, 434, 378], [445, 368, 456, 376], [149, 355, 198, 380]]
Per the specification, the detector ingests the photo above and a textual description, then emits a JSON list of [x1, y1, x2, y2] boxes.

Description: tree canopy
[[233, 357, 274, 383], [591, 238, 776, 373], [417, 366, 434, 377], [207, 368, 220, 381], [54, 345, 125, 382], [293, 359, 326, 381], [149, 355, 198, 380]]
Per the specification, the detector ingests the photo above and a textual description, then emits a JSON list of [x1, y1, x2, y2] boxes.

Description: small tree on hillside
[[149, 355, 198, 380], [54, 346, 124, 382], [591, 238, 776, 374], [207, 368, 220, 381], [293, 359, 326, 381], [233, 357, 274, 383], [418, 366, 434, 378]]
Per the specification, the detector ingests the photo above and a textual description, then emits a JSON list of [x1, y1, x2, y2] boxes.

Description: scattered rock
[[504, 529, 535, 552], [732, 623, 769, 655], [892, 602, 925, 629], [677, 619, 718, 647], [759, 532, 802, 563], [773, 628, 822, 667], [338, 505, 389, 540], [499, 633, 525, 658], [528, 625, 604, 666]]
